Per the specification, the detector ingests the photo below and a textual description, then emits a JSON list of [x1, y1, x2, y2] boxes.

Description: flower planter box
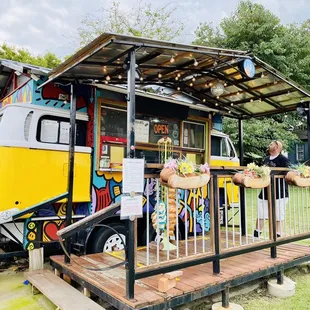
[[160, 168, 210, 189], [232, 172, 270, 189], [285, 171, 310, 187]]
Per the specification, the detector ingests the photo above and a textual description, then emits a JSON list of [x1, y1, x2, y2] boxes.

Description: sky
[[0, 0, 309, 59]]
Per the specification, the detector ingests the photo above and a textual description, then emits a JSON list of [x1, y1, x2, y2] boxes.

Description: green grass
[[232, 269, 310, 310]]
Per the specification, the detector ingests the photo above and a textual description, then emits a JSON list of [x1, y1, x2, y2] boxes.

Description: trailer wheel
[[91, 224, 126, 253]]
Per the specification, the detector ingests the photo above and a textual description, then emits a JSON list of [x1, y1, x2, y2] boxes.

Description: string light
[[259, 98, 262, 102], [215, 103, 219, 106], [105, 80, 109, 84], [140, 76, 144, 81], [118, 74, 122, 80], [250, 98, 254, 102], [216, 96, 220, 99], [237, 91, 240, 95], [230, 103, 234, 106], [177, 73, 181, 78], [192, 77, 196, 82], [209, 82, 213, 87], [103, 66, 107, 73], [105, 75, 111, 81], [284, 114, 288, 118], [189, 82, 193, 87], [158, 73, 162, 78], [224, 82, 228, 87], [170, 56, 175, 63], [261, 72, 265, 78], [203, 98, 206, 102], [175, 76, 179, 81], [177, 87, 181, 91], [193, 59, 199, 66], [228, 110, 231, 114]]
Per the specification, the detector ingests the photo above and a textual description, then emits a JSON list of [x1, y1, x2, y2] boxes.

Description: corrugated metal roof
[[39, 33, 310, 119]]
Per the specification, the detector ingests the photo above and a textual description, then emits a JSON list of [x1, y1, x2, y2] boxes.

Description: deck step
[[25, 269, 104, 310]]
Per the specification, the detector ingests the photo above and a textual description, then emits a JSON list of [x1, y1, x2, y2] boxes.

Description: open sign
[[154, 123, 169, 135]]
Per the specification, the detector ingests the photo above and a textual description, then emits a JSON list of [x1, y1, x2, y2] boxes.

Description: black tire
[[91, 224, 126, 253]]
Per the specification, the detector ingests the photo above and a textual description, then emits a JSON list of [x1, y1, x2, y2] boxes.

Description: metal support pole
[[65, 83, 77, 264], [307, 103, 310, 160], [277, 270, 284, 285], [238, 119, 246, 235], [238, 118, 244, 166], [213, 175, 220, 274], [270, 174, 277, 258], [222, 287, 230, 308], [126, 49, 136, 300]]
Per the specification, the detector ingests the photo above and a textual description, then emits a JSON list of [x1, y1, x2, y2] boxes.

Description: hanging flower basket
[[285, 170, 310, 187], [232, 173, 270, 189], [160, 159, 210, 189], [232, 163, 271, 189]]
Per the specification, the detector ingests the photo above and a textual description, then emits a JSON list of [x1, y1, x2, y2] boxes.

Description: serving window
[[98, 101, 208, 170]]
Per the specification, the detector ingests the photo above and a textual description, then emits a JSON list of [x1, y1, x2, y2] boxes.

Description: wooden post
[[29, 247, 44, 272]]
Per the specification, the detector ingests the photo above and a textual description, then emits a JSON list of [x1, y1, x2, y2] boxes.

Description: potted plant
[[160, 158, 210, 189], [232, 163, 271, 189], [285, 164, 310, 187]]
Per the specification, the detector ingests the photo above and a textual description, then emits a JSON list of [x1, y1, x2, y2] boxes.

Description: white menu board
[[135, 120, 149, 143], [122, 158, 145, 193], [40, 120, 59, 143]]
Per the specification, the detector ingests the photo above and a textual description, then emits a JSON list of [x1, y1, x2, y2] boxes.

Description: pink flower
[[200, 163, 210, 174], [164, 159, 178, 171]]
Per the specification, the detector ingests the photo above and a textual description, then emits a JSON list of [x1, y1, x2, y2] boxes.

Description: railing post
[[65, 82, 77, 264], [270, 174, 277, 258], [125, 49, 136, 300], [213, 175, 220, 274]]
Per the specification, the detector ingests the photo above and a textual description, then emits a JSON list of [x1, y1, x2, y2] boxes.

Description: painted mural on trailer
[[1, 80, 33, 107]]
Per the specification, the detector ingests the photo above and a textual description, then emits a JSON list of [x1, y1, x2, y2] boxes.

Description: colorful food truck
[[0, 60, 239, 254]]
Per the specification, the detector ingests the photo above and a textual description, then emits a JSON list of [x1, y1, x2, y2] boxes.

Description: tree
[[0, 43, 61, 69], [77, 0, 185, 47], [193, 0, 309, 159], [223, 116, 301, 163]]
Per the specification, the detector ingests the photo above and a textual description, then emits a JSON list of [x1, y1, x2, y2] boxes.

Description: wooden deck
[[50, 242, 310, 310]]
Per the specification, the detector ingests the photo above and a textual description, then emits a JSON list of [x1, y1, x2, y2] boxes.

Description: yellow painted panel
[[210, 158, 240, 204], [110, 146, 124, 164], [0, 147, 91, 214]]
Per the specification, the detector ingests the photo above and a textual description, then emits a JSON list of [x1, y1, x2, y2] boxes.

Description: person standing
[[254, 140, 290, 238]]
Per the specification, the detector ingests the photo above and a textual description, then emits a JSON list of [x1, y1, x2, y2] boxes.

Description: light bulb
[[209, 82, 213, 87], [177, 73, 181, 78], [118, 74, 122, 79], [106, 75, 111, 81], [203, 98, 206, 102], [177, 87, 181, 91], [103, 66, 107, 73], [231, 103, 234, 106], [237, 91, 240, 95], [228, 110, 231, 114], [158, 73, 162, 78], [190, 82, 193, 87], [175, 76, 179, 81], [215, 103, 219, 106], [140, 76, 144, 81], [170, 56, 175, 63], [224, 82, 227, 87], [261, 72, 265, 78], [216, 96, 220, 99], [105, 80, 109, 84], [192, 77, 196, 82], [250, 98, 254, 102], [194, 59, 199, 66]]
